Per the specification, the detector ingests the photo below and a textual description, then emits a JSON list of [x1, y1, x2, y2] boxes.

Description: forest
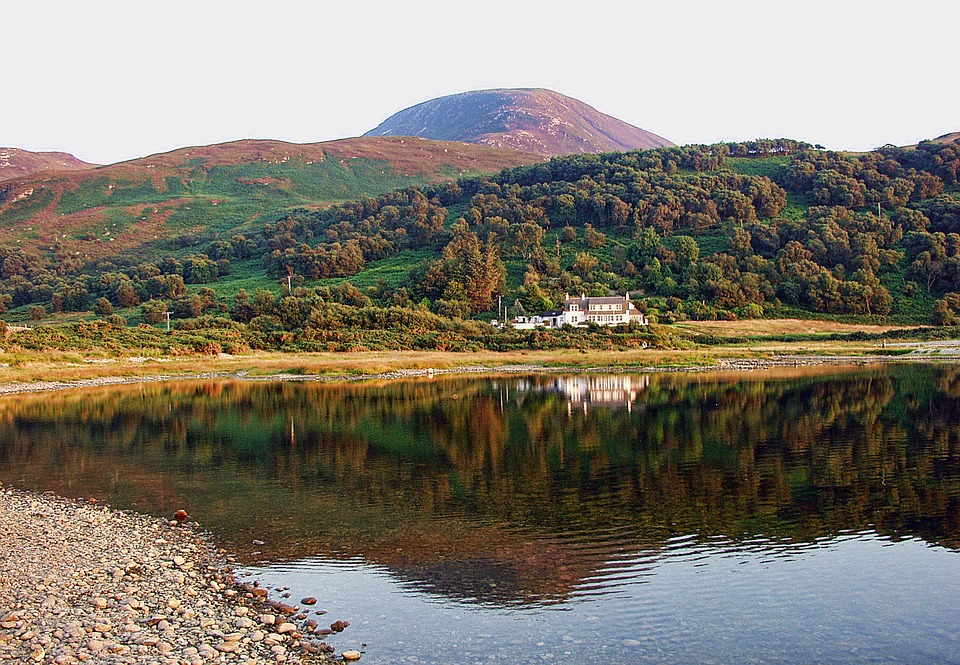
[[2, 136, 960, 351]]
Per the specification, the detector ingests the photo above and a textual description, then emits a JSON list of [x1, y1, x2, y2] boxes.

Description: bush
[[94, 297, 114, 317], [141, 300, 168, 325], [735, 303, 764, 319]]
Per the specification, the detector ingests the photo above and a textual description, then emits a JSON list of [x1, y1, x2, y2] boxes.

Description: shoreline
[[0, 351, 948, 397], [0, 485, 348, 664]]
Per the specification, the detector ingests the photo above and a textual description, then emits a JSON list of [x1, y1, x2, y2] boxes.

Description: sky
[[4, 0, 957, 165]]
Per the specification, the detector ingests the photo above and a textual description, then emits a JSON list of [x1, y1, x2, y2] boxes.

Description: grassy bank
[[0, 316, 952, 391], [0, 342, 934, 390]]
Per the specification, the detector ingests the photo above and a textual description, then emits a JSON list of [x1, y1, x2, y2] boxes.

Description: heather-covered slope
[[0, 137, 539, 260], [0, 148, 95, 181]]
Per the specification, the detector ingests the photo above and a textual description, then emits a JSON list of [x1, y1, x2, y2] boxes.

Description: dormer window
[[570, 304, 578, 311]]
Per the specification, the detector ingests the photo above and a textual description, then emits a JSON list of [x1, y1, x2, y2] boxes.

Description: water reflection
[[0, 366, 959, 612], [508, 374, 650, 413], [246, 530, 960, 664]]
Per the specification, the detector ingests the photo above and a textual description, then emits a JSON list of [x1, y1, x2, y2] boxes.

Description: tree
[[573, 252, 599, 277], [513, 222, 546, 261], [182, 255, 219, 284], [933, 293, 960, 325], [141, 300, 167, 324], [115, 281, 140, 308], [424, 229, 504, 313], [584, 224, 606, 248], [674, 236, 700, 265], [231, 290, 256, 323], [94, 297, 114, 317]]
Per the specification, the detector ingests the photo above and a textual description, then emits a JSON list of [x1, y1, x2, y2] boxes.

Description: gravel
[[0, 485, 338, 664]]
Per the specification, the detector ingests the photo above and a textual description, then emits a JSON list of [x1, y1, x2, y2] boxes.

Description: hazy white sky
[[4, 0, 956, 164]]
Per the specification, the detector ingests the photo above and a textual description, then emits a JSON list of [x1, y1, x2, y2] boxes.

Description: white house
[[510, 293, 647, 329], [546, 293, 647, 328]]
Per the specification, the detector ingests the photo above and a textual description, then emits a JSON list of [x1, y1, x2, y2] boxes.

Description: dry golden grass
[[0, 338, 899, 389], [675, 318, 910, 338]]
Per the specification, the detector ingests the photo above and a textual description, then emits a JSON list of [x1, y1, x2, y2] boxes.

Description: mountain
[[0, 136, 540, 261], [0, 148, 95, 182], [364, 88, 674, 157]]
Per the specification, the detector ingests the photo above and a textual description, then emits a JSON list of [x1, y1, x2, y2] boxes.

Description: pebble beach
[[0, 485, 348, 664]]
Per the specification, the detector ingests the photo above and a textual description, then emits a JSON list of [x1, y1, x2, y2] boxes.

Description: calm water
[[2, 366, 960, 663]]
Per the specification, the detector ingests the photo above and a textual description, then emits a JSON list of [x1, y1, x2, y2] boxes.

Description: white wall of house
[[543, 293, 647, 328]]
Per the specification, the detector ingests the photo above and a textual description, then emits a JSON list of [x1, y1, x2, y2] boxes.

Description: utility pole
[[164, 311, 172, 331]]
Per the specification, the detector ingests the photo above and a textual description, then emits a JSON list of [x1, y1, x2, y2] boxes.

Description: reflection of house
[[554, 375, 650, 413], [533, 294, 648, 328], [504, 375, 650, 412]]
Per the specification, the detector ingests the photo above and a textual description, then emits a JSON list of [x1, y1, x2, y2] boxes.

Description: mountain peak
[[364, 88, 673, 157]]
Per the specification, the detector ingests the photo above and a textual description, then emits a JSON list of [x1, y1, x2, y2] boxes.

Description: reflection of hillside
[[0, 367, 959, 607]]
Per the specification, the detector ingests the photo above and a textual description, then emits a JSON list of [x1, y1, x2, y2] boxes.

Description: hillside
[[0, 148, 95, 182], [364, 88, 673, 157], [0, 137, 540, 261], [4, 134, 960, 354], [931, 131, 960, 145]]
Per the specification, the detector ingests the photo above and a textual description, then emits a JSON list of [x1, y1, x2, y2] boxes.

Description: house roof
[[566, 296, 631, 305]]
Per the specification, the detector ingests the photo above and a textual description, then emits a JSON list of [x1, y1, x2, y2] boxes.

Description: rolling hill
[[930, 131, 960, 145], [0, 137, 541, 261], [0, 148, 95, 182], [364, 88, 673, 157]]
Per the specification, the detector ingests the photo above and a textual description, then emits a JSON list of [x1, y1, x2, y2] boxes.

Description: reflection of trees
[[1, 366, 960, 605]]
